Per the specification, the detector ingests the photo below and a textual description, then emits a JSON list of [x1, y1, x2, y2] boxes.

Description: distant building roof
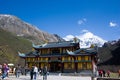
[[67, 48, 97, 56]]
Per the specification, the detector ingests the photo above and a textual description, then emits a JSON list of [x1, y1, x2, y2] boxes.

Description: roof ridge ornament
[[32, 43, 40, 48], [18, 51, 25, 57], [42, 43, 47, 47], [32, 43, 47, 48], [66, 50, 75, 55]]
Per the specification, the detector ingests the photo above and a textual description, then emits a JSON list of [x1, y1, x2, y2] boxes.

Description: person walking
[[33, 65, 38, 80], [103, 70, 106, 77], [98, 70, 103, 77], [15, 64, 21, 78], [42, 65, 48, 80], [107, 70, 110, 77], [1, 63, 9, 79], [30, 66, 34, 80]]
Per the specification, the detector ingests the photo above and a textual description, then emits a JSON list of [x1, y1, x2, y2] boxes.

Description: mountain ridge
[[0, 14, 107, 47], [0, 14, 62, 44], [97, 39, 120, 72]]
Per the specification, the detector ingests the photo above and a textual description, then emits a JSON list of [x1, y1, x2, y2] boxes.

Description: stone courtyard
[[1, 75, 91, 80]]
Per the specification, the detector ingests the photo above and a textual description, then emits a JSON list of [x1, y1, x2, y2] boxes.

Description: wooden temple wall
[[25, 55, 93, 73]]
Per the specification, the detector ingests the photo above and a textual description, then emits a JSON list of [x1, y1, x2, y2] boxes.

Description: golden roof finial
[[90, 44, 94, 48]]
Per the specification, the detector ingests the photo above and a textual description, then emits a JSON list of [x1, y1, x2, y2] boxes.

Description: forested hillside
[[0, 28, 32, 65]]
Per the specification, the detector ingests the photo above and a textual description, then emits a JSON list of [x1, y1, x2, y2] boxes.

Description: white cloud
[[78, 18, 87, 25], [109, 22, 117, 27]]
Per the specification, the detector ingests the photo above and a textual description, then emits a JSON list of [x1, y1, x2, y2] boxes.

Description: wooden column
[[74, 56, 77, 72]]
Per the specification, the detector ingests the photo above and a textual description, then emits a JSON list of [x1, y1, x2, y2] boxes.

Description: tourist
[[38, 67, 42, 76], [107, 70, 110, 77], [102, 70, 106, 77], [1, 63, 9, 79], [24, 65, 28, 76], [30, 66, 34, 80], [42, 65, 48, 80], [98, 70, 103, 77], [33, 65, 38, 80], [15, 64, 21, 78]]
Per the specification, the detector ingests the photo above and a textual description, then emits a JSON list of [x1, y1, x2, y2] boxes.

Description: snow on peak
[[0, 14, 17, 21], [0, 14, 15, 18], [63, 30, 107, 48], [63, 35, 74, 41], [0, 14, 11, 17], [80, 31, 94, 38]]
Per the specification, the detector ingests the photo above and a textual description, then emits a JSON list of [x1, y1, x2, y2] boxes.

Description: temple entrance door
[[49, 57, 61, 72], [50, 61, 61, 72]]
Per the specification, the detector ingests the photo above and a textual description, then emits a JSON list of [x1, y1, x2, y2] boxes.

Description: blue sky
[[0, 0, 120, 41]]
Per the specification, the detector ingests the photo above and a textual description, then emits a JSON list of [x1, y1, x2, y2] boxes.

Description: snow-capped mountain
[[63, 30, 107, 48], [0, 14, 107, 47]]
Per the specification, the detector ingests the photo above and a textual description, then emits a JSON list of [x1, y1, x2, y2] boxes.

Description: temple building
[[18, 41, 98, 74]]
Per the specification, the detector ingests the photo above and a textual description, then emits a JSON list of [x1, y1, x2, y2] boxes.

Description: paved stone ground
[[1, 75, 92, 80]]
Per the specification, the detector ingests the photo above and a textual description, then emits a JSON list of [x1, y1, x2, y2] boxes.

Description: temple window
[[85, 56, 88, 60], [64, 56, 69, 61], [81, 56, 85, 60], [87, 62, 92, 69], [78, 56, 81, 60], [52, 48, 60, 54], [82, 62, 87, 69], [68, 63, 72, 69], [88, 56, 91, 60]]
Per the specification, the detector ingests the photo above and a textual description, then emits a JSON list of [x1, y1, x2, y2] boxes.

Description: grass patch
[[110, 72, 119, 78]]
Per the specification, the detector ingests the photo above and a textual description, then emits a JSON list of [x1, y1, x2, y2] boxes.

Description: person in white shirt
[[33, 66, 38, 80]]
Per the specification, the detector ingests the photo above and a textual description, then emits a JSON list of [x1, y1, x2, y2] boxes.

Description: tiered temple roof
[[18, 41, 97, 58]]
